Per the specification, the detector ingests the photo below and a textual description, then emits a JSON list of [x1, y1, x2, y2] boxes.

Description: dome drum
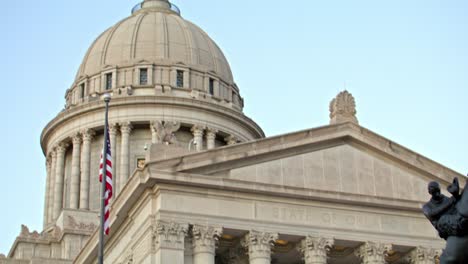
[[67, 63, 243, 112]]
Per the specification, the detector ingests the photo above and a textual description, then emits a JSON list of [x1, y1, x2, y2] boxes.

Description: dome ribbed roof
[[75, 1, 233, 84]]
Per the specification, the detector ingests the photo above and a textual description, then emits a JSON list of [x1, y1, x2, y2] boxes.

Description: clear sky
[[1, 0, 467, 255]]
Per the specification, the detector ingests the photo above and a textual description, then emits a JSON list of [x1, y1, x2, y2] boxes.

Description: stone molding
[[407, 247, 442, 264], [191, 224, 223, 255], [242, 231, 279, 261], [355, 242, 392, 264], [152, 220, 188, 251], [297, 236, 334, 264]]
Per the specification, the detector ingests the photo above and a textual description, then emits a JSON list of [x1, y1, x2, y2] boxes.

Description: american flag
[[99, 128, 113, 235]]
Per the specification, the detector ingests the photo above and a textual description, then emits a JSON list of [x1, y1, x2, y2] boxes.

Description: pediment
[[150, 122, 464, 204]]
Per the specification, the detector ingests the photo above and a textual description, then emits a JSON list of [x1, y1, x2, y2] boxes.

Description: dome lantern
[[132, 0, 180, 15]]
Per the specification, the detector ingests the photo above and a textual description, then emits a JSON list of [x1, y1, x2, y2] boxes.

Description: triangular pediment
[[150, 122, 464, 205]]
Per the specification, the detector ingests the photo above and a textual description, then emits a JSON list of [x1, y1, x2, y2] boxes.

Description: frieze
[[255, 202, 434, 237]]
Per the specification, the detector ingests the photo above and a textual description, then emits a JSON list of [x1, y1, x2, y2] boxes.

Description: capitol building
[[1, 1, 464, 263]]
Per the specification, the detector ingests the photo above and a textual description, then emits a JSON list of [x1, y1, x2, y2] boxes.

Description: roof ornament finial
[[329, 90, 359, 125]]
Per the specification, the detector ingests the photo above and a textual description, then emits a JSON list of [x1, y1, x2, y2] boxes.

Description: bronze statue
[[423, 177, 468, 264]]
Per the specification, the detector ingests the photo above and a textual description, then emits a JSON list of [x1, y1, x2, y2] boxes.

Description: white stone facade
[[2, 1, 462, 264]]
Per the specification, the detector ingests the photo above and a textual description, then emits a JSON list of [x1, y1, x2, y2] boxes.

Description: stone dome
[[75, 0, 233, 84]]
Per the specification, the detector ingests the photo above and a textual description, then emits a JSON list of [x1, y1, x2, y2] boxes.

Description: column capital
[[355, 242, 392, 264], [72, 133, 82, 145], [242, 230, 278, 261], [56, 142, 69, 154], [191, 124, 206, 134], [224, 135, 238, 145], [82, 128, 96, 142], [206, 127, 218, 135], [152, 220, 188, 251], [297, 236, 334, 264], [192, 224, 223, 255], [407, 247, 442, 264], [120, 122, 133, 134], [109, 123, 119, 135]]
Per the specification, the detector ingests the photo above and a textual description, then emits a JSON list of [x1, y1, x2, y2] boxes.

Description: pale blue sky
[[1, 0, 467, 254]]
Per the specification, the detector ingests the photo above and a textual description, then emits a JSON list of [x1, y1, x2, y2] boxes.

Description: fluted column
[[191, 125, 205, 151], [242, 231, 278, 264], [224, 135, 238, 146], [152, 220, 188, 264], [206, 128, 218, 150], [407, 247, 441, 264], [118, 122, 132, 193], [297, 236, 334, 264], [79, 129, 95, 210], [69, 133, 82, 209], [47, 151, 57, 223], [109, 123, 118, 191], [192, 225, 223, 264], [43, 156, 52, 227], [355, 242, 392, 264], [53, 142, 68, 220]]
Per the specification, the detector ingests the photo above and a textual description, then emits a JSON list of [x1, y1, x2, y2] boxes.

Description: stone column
[[224, 135, 238, 146], [47, 150, 57, 223], [192, 225, 223, 264], [69, 133, 82, 209], [191, 125, 205, 152], [206, 128, 218, 150], [43, 156, 52, 227], [355, 242, 392, 264], [53, 142, 68, 220], [109, 123, 118, 192], [152, 220, 188, 264], [407, 247, 442, 264], [297, 236, 334, 264], [242, 231, 278, 264], [79, 129, 95, 210], [119, 122, 132, 193]]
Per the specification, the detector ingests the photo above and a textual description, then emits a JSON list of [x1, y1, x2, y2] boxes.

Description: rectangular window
[[105, 73, 113, 90], [209, 78, 214, 95], [176, 70, 184, 88], [80, 83, 85, 98], [139, 68, 148, 85]]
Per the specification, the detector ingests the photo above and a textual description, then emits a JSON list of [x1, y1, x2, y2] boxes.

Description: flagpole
[[98, 93, 111, 264]]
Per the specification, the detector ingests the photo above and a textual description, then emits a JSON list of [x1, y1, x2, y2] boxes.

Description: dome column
[[69, 133, 82, 209], [80, 129, 95, 210], [43, 156, 52, 228], [118, 122, 133, 193], [206, 128, 218, 150], [191, 125, 205, 152], [53, 142, 68, 220], [47, 150, 57, 223]]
